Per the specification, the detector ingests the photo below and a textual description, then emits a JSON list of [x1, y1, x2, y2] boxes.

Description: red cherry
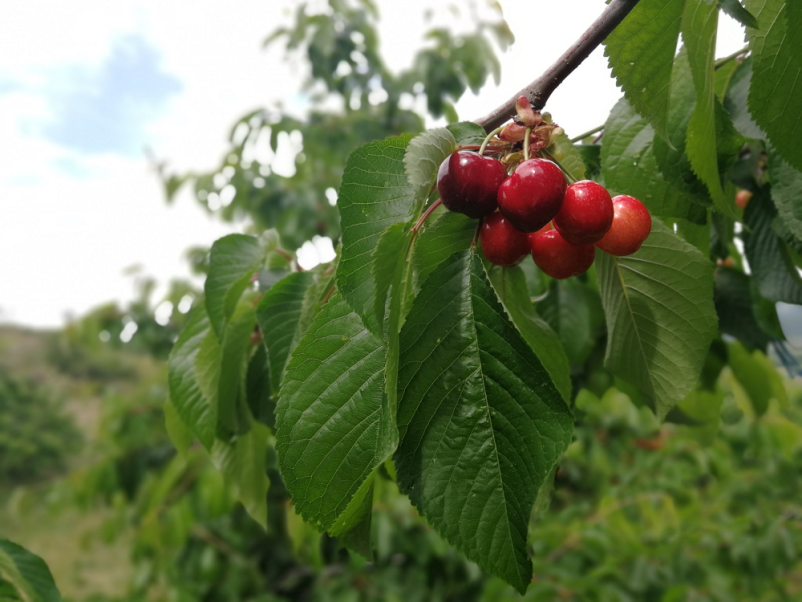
[[497, 158, 566, 232], [480, 211, 530, 267], [736, 189, 752, 210], [595, 195, 652, 256], [553, 180, 614, 245], [530, 230, 595, 279], [526, 221, 553, 246], [437, 151, 507, 219]]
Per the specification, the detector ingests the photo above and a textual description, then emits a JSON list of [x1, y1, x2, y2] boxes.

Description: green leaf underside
[[604, 0, 685, 141], [767, 145, 802, 243], [723, 58, 765, 140], [337, 136, 416, 335], [652, 47, 713, 208], [210, 423, 271, 529], [256, 270, 316, 392], [487, 265, 572, 402], [217, 304, 257, 435], [683, 0, 739, 219], [245, 344, 274, 428], [277, 293, 390, 534], [539, 279, 598, 366], [597, 220, 717, 420], [602, 98, 705, 223], [164, 397, 194, 459], [0, 539, 62, 602], [403, 127, 456, 200], [394, 250, 573, 594], [744, 190, 802, 304], [719, 0, 759, 28], [746, 0, 802, 171], [205, 234, 264, 339], [168, 307, 217, 449], [327, 472, 375, 559], [727, 341, 775, 416], [372, 222, 410, 339], [713, 267, 773, 350]]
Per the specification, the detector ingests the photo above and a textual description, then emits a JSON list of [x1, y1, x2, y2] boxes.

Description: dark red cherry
[[436, 151, 507, 219], [480, 211, 530, 266], [497, 158, 566, 232], [553, 180, 614, 245], [596, 195, 652, 256], [530, 229, 595, 279]]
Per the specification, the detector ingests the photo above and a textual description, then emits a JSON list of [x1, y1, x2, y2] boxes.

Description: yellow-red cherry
[[595, 195, 651, 256], [480, 211, 530, 267], [530, 229, 595, 279], [553, 180, 614, 245], [497, 158, 566, 232], [436, 151, 507, 219]]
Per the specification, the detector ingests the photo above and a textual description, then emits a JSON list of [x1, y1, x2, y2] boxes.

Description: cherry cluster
[[436, 150, 651, 279]]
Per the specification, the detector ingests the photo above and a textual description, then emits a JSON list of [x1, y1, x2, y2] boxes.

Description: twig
[[472, 219, 483, 248], [474, 0, 641, 131], [321, 284, 336, 305]]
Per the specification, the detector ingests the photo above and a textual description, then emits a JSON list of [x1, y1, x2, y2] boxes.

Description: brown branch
[[474, 0, 641, 131]]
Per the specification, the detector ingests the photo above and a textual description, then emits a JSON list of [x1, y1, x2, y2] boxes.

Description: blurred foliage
[[162, 0, 513, 249], [0, 370, 82, 484]]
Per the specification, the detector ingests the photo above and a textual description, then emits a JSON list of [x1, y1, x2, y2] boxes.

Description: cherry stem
[[570, 124, 605, 143], [471, 218, 483, 248], [274, 248, 293, 262], [478, 125, 506, 155], [321, 284, 336, 305], [523, 127, 532, 161], [456, 144, 507, 152], [542, 148, 578, 184], [715, 45, 749, 70], [413, 198, 443, 233]]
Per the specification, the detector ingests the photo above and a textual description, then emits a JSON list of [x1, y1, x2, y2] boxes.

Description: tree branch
[[474, 0, 641, 132]]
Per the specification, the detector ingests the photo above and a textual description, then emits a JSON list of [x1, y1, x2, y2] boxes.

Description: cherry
[[497, 158, 566, 232], [595, 195, 651, 256], [530, 229, 595, 279], [526, 221, 553, 246], [437, 151, 507, 219], [736, 189, 752, 210], [480, 211, 531, 266], [553, 180, 613, 245]]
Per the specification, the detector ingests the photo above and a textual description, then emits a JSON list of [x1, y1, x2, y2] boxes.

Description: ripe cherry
[[526, 221, 553, 246], [595, 195, 651, 256], [553, 180, 613, 245], [497, 158, 566, 232], [736, 189, 752, 210], [480, 211, 530, 267], [530, 229, 595, 279], [437, 151, 507, 219]]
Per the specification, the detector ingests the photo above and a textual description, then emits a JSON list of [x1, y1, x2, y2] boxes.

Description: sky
[[0, 0, 749, 329]]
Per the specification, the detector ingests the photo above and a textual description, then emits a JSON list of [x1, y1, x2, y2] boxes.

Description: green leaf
[[394, 250, 573, 594], [718, 0, 759, 28], [683, 0, 739, 219], [276, 293, 391, 535], [336, 136, 416, 335], [602, 97, 706, 223], [653, 48, 715, 208], [0, 539, 62, 602], [487, 266, 572, 402], [727, 341, 785, 415], [168, 307, 217, 449], [412, 210, 476, 291], [446, 121, 487, 146], [403, 128, 456, 200], [670, 388, 724, 445], [743, 188, 802, 303], [603, 0, 685, 140], [597, 220, 718, 420], [211, 423, 271, 529], [245, 344, 275, 428], [714, 267, 775, 350], [575, 145, 602, 180], [745, 0, 802, 170], [538, 279, 602, 366], [546, 130, 586, 181], [164, 397, 194, 460], [256, 271, 316, 391], [327, 472, 375, 559], [767, 145, 802, 243], [723, 58, 765, 140], [217, 303, 257, 436], [205, 234, 264, 339], [372, 222, 411, 338]]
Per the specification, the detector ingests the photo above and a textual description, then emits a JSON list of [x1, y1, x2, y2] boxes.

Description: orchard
[[161, 0, 802, 594], [7, 0, 802, 599]]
